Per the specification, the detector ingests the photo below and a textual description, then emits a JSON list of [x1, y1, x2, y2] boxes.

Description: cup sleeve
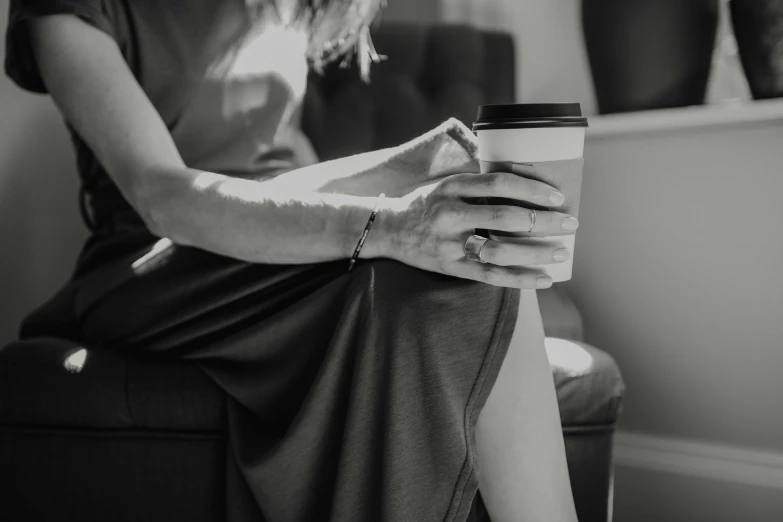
[[4, 0, 117, 94]]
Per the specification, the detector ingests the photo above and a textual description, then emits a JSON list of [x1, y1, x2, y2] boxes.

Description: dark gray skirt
[[21, 228, 520, 522]]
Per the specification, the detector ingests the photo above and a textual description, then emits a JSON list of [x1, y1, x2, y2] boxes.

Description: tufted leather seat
[[0, 337, 623, 434], [0, 336, 622, 522], [0, 339, 225, 432], [302, 24, 515, 160]]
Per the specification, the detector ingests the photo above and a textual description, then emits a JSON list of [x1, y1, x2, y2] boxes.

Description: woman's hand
[[377, 167, 579, 290]]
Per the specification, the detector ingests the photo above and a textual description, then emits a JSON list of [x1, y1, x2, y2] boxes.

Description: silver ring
[[528, 208, 537, 233], [464, 234, 490, 263]]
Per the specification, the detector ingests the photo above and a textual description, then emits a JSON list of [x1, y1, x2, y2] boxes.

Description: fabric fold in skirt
[[21, 229, 520, 522]]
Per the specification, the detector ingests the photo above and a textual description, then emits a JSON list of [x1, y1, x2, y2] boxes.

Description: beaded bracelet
[[348, 193, 386, 272]]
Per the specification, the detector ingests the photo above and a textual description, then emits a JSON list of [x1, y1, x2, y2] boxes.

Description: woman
[[4, 1, 579, 521]]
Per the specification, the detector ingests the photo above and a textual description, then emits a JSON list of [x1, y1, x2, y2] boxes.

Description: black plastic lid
[[473, 103, 588, 130]]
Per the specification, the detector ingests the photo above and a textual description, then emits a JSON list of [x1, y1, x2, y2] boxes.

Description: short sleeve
[[4, 0, 117, 94]]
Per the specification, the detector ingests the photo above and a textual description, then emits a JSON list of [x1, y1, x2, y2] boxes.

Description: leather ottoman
[[0, 334, 623, 522]]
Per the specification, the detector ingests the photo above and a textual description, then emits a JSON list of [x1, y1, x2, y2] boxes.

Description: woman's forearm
[[145, 165, 401, 265], [270, 120, 480, 198], [269, 146, 405, 197], [135, 120, 479, 265]]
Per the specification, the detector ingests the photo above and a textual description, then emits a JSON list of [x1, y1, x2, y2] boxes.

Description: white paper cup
[[472, 103, 588, 283]]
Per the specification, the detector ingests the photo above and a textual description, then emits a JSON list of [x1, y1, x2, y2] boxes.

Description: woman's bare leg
[[476, 289, 578, 522]]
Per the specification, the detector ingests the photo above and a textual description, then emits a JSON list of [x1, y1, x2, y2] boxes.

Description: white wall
[[0, 1, 88, 346], [572, 107, 783, 451], [614, 464, 783, 522], [568, 104, 783, 522]]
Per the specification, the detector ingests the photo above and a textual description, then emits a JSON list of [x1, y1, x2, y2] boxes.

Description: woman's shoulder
[[5, 0, 119, 93], [4, 0, 252, 95]]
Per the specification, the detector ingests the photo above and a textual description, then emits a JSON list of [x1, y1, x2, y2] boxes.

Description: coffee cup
[[472, 103, 588, 283]]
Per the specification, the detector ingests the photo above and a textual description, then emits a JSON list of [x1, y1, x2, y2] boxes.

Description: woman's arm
[[30, 14, 399, 264], [30, 14, 577, 289], [268, 117, 480, 199]]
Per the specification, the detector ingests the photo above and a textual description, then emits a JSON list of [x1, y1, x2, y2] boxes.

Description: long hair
[[262, 0, 387, 82]]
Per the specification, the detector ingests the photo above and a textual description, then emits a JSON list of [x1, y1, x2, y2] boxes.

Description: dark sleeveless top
[[4, 0, 315, 235]]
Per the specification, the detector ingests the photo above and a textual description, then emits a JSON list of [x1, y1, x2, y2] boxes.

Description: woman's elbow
[[126, 165, 185, 241]]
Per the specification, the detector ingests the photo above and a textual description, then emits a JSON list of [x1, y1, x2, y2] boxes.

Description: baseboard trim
[[614, 431, 783, 490]]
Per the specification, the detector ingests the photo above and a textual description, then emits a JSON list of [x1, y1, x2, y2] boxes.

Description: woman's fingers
[[394, 171, 573, 289], [434, 171, 578, 234], [448, 259, 552, 290], [477, 238, 569, 267], [463, 204, 578, 234], [441, 171, 564, 207], [439, 234, 568, 267]]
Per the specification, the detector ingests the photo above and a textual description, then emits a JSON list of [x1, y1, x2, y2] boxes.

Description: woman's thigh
[[73, 239, 346, 352], [38, 230, 519, 372]]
